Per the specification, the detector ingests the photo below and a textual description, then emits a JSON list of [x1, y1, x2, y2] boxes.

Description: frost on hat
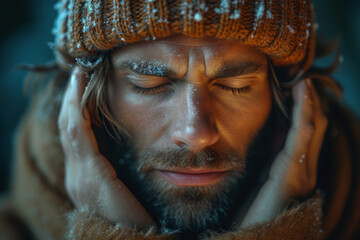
[[52, 0, 315, 70]]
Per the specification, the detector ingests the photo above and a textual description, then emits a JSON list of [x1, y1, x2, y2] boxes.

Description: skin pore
[[106, 35, 273, 232]]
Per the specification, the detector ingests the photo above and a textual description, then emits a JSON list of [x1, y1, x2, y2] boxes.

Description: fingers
[[57, 67, 154, 227], [307, 80, 328, 178], [58, 67, 99, 160], [271, 78, 327, 198], [283, 79, 314, 161]]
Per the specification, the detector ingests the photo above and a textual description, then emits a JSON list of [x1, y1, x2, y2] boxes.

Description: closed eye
[[131, 83, 171, 95], [214, 84, 251, 96]]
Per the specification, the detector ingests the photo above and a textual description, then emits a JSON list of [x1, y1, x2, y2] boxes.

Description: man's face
[[107, 35, 272, 232]]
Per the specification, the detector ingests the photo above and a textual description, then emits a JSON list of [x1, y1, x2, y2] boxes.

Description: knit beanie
[[53, 0, 315, 71]]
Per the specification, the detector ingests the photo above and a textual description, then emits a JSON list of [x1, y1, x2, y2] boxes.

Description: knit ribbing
[[53, 0, 315, 69]]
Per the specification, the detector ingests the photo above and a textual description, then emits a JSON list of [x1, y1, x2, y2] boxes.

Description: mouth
[[157, 168, 228, 186]]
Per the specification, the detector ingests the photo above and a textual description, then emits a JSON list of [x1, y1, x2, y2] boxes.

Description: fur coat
[[0, 76, 359, 240]]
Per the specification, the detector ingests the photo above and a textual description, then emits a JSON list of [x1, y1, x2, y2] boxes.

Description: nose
[[171, 84, 219, 152]]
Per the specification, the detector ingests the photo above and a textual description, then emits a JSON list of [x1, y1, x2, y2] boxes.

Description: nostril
[[172, 124, 219, 151]]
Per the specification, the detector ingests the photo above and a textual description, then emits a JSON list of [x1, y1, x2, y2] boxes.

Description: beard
[[129, 148, 246, 235], [96, 110, 276, 237]]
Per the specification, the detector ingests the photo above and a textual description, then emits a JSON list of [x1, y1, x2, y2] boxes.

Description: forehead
[[111, 35, 266, 64]]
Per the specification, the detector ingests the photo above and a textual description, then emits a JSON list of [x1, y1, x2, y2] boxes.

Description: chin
[[138, 170, 244, 235]]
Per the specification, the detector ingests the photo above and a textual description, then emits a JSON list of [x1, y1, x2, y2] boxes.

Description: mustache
[[134, 147, 246, 173]]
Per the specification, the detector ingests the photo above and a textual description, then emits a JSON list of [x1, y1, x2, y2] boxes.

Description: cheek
[[107, 82, 169, 146], [215, 82, 272, 153]]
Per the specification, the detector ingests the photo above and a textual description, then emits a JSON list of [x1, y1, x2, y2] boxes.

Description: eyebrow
[[212, 61, 267, 79], [120, 60, 175, 78], [116, 59, 266, 79]]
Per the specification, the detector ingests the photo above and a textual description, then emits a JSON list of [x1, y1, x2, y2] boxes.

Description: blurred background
[[0, 0, 359, 193]]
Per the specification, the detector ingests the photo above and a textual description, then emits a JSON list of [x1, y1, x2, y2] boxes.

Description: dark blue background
[[1, 0, 359, 193]]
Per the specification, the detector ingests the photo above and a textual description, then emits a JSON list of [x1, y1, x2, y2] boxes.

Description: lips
[[157, 169, 228, 186]]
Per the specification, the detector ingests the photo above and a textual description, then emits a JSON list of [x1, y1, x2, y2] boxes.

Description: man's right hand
[[58, 67, 154, 229]]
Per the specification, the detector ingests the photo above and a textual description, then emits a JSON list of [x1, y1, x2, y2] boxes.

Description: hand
[[58, 67, 154, 229], [239, 79, 328, 228]]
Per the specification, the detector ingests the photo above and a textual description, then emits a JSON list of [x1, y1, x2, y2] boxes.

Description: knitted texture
[[53, 0, 315, 69]]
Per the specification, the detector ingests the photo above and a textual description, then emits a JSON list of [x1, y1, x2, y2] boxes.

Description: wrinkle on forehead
[[111, 36, 267, 80]]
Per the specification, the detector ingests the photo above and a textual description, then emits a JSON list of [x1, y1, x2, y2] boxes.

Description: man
[[0, 0, 359, 239]]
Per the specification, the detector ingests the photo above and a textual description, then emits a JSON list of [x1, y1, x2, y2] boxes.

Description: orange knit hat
[[53, 0, 315, 71]]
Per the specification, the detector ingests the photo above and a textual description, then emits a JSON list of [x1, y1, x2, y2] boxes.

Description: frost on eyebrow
[[124, 59, 168, 77]]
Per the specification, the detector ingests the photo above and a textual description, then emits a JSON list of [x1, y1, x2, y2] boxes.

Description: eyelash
[[132, 84, 169, 95], [132, 83, 251, 96], [215, 84, 251, 96]]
